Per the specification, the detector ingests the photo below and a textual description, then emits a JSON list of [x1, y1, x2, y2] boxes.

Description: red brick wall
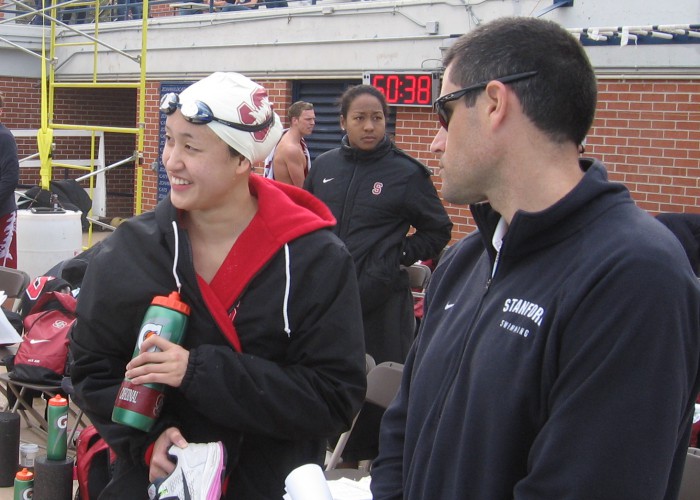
[[2, 78, 42, 176], [3, 76, 699, 241], [253, 78, 293, 170], [151, 3, 174, 17], [393, 109, 467, 241], [394, 79, 700, 243], [140, 81, 162, 212], [54, 86, 137, 218], [588, 80, 700, 215], [2, 78, 137, 218]]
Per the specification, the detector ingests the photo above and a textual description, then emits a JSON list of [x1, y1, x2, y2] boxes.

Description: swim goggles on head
[[159, 92, 274, 132]]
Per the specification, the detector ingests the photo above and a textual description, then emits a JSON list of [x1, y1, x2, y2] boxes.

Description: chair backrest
[[0, 267, 31, 312], [406, 264, 431, 290], [0, 267, 30, 300], [365, 353, 376, 375], [325, 361, 404, 471], [365, 361, 403, 409], [407, 264, 432, 302], [679, 447, 700, 500]]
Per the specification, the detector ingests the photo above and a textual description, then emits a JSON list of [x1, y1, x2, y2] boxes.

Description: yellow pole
[[37, 1, 53, 190], [139, 0, 147, 150], [135, 0, 148, 215]]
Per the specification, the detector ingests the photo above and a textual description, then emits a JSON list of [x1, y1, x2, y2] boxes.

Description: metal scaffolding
[[0, 0, 149, 245]]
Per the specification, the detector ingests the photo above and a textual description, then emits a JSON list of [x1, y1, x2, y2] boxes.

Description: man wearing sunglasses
[[371, 17, 700, 500]]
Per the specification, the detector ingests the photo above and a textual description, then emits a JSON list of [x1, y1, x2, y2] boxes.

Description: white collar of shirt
[[491, 216, 508, 253], [490, 217, 508, 278]]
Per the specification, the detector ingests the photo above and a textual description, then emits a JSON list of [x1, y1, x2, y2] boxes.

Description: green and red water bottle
[[112, 292, 190, 432], [13, 468, 33, 500], [47, 394, 68, 460]]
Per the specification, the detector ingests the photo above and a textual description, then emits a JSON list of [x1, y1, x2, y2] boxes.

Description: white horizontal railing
[[12, 129, 107, 216]]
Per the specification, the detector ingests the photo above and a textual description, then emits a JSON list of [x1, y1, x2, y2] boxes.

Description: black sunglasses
[[159, 92, 274, 133], [434, 71, 538, 131]]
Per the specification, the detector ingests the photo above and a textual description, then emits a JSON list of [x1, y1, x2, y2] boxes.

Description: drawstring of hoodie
[[283, 243, 291, 337], [171, 220, 291, 337], [172, 220, 183, 293]]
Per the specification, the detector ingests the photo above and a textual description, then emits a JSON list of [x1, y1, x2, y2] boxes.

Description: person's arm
[[401, 170, 452, 266], [514, 252, 699, 498], [0, 132, 19, 207], [176, 234, 366, 439], [69, 229, 181, 466], [273, 142, 307, 187], [70, 272, 173, 465], [303, 158, 318, 192]]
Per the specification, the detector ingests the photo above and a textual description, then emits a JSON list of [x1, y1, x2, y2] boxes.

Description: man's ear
[[484, 81, 510, 129]]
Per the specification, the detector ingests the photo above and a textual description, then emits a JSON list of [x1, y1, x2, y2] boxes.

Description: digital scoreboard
[[363, 72, 439, 107]]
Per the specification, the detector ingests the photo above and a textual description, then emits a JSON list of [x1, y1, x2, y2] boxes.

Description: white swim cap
[[179, 72, 283, 163]]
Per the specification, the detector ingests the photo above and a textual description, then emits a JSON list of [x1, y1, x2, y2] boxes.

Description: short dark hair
[[339, 85, 389, 119], [444, 17, 597, 146], [227, 145, 243, 159], [288, 101, 313, 121]]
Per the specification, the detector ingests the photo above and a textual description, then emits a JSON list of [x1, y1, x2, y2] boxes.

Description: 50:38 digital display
[[363, 72, 438, 107]]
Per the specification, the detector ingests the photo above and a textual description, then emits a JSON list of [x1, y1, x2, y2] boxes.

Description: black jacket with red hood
[[70, 174, 366, 499]]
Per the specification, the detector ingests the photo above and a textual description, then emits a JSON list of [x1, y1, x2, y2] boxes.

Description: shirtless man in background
[[266, 101, 315, 187]]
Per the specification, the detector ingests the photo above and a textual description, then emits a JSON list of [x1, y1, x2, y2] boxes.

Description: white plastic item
[[16, 209, 82, 281], [284, 463, 334, 500], [19, 443, 39, 468]]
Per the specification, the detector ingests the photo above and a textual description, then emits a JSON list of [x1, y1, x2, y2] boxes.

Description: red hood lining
[[199, 174, 335, 352]]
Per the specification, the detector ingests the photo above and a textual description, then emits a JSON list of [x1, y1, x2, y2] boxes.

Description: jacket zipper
[[338, 159, 360, 238], [435, 256, 495, 419], [485, 249, 501, 292]]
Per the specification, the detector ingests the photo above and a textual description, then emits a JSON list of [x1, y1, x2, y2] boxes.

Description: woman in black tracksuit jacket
[[305, 84, 452, 462]]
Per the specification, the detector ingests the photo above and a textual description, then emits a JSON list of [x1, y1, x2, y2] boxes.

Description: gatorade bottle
[[47, 395, 68, 461], [112, 292, 190, 432], [14, 468, 34, 500]]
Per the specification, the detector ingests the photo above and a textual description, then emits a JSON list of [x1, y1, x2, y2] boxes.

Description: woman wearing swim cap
[[71, 72, 366, 499]]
